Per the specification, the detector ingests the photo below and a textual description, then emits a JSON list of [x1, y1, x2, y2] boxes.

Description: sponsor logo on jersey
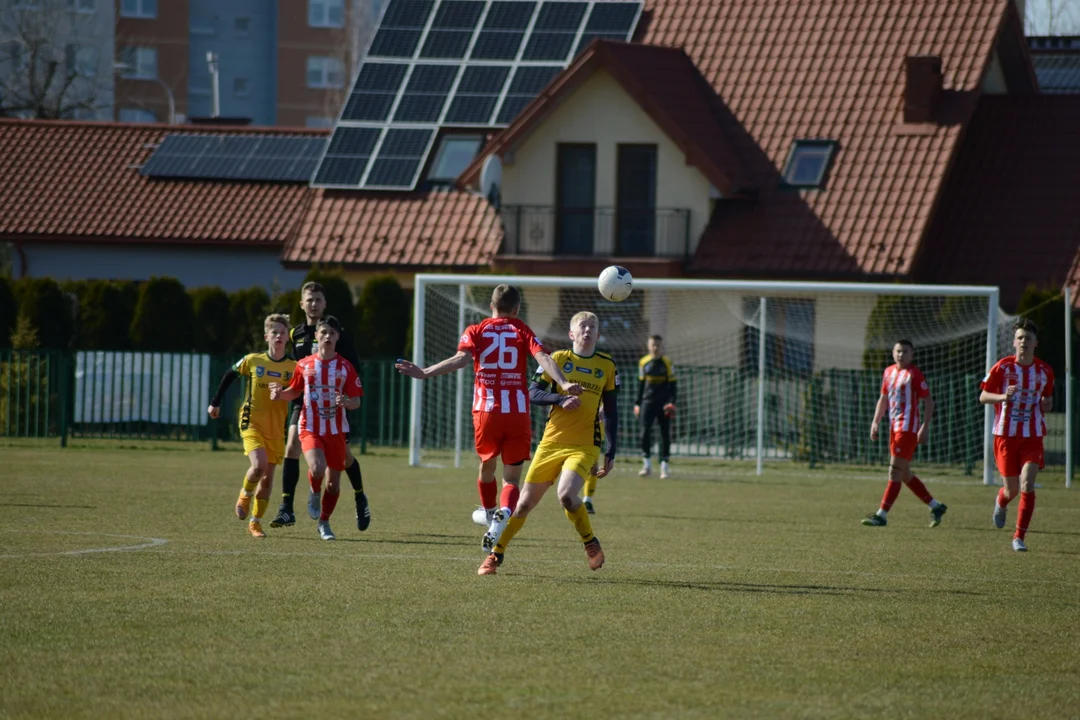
[[267, 370, 281, 378], [575, 365, 592, 374], [255, 366, 265, 377], [283, 371, 292, 382], [563, 361, 574, 373], [595, 368, 604, 379]]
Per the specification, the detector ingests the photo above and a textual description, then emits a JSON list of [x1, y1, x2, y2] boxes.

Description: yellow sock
[[584, 473, 597, 497], [253, 497, 267, 520], [494, 515, 528, 554], [565, 503, 595, 544], [242, 477, 258, 494]]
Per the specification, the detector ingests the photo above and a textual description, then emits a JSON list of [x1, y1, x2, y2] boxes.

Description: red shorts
[[889, 431, 918, 461], [473, 412, 531, 465], [994, 436, 1045, 477], [300, 432, 348, 471]]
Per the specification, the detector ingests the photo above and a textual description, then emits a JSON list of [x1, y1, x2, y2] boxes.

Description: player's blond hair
[[264, 313, 291, 333], [570, 311, 598, 328]]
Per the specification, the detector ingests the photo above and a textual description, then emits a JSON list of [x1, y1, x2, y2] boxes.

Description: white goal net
[[408, 275, 1017, 483]]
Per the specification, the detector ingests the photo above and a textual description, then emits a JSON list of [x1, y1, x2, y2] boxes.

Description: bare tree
[[1025, 0, 1080, 35], [0, 0, 114, 119]]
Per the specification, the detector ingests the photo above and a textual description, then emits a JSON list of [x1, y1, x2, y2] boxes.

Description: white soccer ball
[[598, 265, 633, 302], [471, 506, 490, 526]]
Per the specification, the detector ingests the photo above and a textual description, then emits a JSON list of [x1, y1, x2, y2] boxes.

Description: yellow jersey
[[234, 352, 297, 438], [535, 348, 619, 448]]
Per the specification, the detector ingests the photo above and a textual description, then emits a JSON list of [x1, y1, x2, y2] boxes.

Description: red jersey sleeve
[[287, 360, 305, 393], [980, 360, 1003, 394], [521, 323, 544, 357], [457, 324, 478, 354], [912, 367, 930, 398], [880, 369, 889, 395], [1042, 363, 1055, 397], [344, 360, 364, 397]]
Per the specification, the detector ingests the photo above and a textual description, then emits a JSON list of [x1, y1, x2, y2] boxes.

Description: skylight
[[782, 140, 837, 189]]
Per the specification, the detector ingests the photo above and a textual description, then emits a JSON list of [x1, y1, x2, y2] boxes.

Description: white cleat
[[308, 489, 321, 520], [472, 506, 495, 526], [318, 519, 335, 541], [1012, 537, 1027, 552], [639, 460, 651, 477], [482, 508, 511, 552], [993, 502, 1007, 529], [660, 461, 671, 479]]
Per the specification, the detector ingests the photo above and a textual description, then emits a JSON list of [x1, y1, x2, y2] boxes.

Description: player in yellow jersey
[[479, 311, 619, 575], [207, 314, 296, 538]]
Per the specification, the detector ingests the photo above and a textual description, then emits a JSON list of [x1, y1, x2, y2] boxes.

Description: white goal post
[[409, 274, 1013, 485]]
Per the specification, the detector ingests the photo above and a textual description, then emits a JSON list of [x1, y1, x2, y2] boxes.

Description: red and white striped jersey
[[458, 317, 544, 414], [981, 356, 1055, 438], [287, 354, 363, 436], [881, 364, 930, 433]]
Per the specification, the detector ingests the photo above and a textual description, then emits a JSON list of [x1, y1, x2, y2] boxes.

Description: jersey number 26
[[478, 331, 519, 370]]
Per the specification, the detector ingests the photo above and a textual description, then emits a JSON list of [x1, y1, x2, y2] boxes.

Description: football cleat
[[307, 489, 321, 521], [269, 505, 295, 528], [1012, 537, 1027, 552], [584, 537, 605, 570], [478, 552, 503, 576], [639, 460, 651, 477], [248, 521, 266, 539], [356, 492, 371, 532], [861, 514, 887, 527], [235, 493, 252, 521], [482, 508, 511, 553], [318, 519, 335, 541], [660, 461, 671, 479], [993, 502, 1007, 529], [929, 503, 948, 528]]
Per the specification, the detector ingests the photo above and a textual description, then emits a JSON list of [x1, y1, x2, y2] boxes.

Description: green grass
[[2, 444, 1079, 719]]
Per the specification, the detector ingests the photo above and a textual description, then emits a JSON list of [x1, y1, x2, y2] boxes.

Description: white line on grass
[[0, 530, 168, 559]]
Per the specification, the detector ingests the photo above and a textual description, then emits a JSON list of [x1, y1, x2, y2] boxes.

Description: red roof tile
[[0, 119, 318, 246], [282, 189, 502, 268], [915, 94, 1080, 309]]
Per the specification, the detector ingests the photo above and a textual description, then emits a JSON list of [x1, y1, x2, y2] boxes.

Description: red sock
[[500, 483, 520, 512], [906, 475, 934, 505], [309, 471, 322, 494], [1015, 491, 1035, 540], [478, 477, 497, 509], [880, 480, 902, 511], [997, 487, 1014, 508], [320, 488, 340, 521]]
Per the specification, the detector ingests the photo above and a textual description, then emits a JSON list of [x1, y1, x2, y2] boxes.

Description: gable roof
[[464, 0, 1023, 278], [282, 189, 503, 268], [459, 40, 749, 197], [0, 119, 318, 246], [915, 94, 1080, 309]]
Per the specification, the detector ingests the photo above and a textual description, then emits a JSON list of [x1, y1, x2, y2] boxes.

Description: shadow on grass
[[10, 503, 96, 509], [949, 526, 1080, 537], [512, 573, 989, 597]]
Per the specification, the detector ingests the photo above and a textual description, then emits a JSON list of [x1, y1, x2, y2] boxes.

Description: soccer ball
[[598, 265, 633, 302], [472, 506, 490, 526]]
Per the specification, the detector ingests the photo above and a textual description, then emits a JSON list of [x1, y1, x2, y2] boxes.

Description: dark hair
[[897, 339, 915, 350], [301, 281, 325, 296], [491, 284, 521, 313], [316, 315, 342, 333], [1013, 317, 1038, 336], [649, 335, 663, 343]]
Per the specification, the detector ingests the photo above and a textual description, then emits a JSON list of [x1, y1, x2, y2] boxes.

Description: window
[[781, 140, 837, 189], [742, 298, 816, 376], [234, 16, 251, 37], [427, 135, 483, 183], [119, 107, 156, 123], [68, 0, 95, 12], [234, 77, 250, 97], [306, 56, 345, 88], [309, 0, 345, 28], [66, 45, 98, 77], [121, 0, 156, 18], [616, 144, 657, 255], [556, 143, 596, 254], [118, 47, 157, 79], [305, 116, 334, 128]]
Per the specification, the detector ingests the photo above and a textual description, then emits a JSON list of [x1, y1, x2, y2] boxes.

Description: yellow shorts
[[241, 428, 285, 466], [524, 441, 600, 485]]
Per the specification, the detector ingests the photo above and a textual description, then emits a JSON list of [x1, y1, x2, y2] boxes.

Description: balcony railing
[[500, 205, 692, 259]]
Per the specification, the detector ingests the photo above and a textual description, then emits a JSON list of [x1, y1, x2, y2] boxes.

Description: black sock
[[345, 458, 364, 494], [282, 458, 300, 510]]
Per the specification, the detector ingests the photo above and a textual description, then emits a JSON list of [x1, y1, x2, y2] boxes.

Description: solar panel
[[312, 127, 383, 186], [141, 134, 327, 183], [313, 0, 643, 190]]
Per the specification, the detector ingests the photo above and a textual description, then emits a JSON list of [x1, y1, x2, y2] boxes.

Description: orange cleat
[[248, 521, 266, 539], [584, 537, 605, 571], [236, 493, 252, 520], [478, 553, 502, 576]]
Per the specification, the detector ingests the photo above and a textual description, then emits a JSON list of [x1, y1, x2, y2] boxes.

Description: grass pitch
[[2, 442, 1079, 719]]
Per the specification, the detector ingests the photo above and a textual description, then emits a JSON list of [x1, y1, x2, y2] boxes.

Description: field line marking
[[0, 530, 168, 559]]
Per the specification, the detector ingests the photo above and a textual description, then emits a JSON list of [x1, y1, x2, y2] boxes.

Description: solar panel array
[[312, 0, 643, 191], [141, 134, 327, 183]]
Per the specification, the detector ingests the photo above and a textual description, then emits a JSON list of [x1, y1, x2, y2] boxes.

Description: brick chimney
[[903, 55, 943, 123]]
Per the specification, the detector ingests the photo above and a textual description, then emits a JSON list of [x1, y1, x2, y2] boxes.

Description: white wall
[[500, 69, 713, 255], [21, 242, 305, 292]]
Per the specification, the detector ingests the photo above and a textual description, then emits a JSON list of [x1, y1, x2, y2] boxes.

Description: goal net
[[408, 275, 1016, 483]]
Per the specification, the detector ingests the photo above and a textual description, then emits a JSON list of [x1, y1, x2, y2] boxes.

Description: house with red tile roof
[[1, 0, 1077, 312]]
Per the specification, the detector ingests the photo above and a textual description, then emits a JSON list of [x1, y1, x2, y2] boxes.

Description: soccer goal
[[408, 274, 1018, 484]]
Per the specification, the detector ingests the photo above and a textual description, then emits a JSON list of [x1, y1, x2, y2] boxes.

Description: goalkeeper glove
[[663, 403, 676, 418]]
